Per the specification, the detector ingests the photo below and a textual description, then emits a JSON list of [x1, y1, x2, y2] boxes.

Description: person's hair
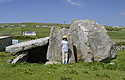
[[63, 38, 68, 41]]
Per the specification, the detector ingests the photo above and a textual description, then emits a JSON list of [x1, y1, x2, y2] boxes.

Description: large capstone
[[6, 37, 49, 53], [47, 20, 117, 63]]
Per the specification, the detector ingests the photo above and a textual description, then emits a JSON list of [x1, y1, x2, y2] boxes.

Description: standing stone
[[47, 27, 71, 61], [68, 20, 117, 62], [47, 27, 76, 63], [47, 19, 117, 63]]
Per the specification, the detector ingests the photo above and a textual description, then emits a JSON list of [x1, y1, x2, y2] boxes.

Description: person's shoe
[[65, 62, 67, 64], [63, 62, 65, 64]]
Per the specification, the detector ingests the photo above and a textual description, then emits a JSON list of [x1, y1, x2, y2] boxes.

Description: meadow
[[0, 27, 51, 41], [107, 31, 125, 41], [0, 50, 125, 80]]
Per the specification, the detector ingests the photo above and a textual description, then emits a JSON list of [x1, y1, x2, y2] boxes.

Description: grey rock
[[47, 19, 117, 63], [47, 27, 75, 63], [44, 61, 61, 65], [116, 45, 125, 50], [6, 37, 49, 53], [8, 59, 13, 63], [11, 51, 28, 64], [109, 62, 115, 65]]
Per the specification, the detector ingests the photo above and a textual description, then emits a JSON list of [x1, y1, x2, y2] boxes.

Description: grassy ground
[[107, 31, 125, 42], [0, 50, 125, 80], [0, 23, 70, 28]]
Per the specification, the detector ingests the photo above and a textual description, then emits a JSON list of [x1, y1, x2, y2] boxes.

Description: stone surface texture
[[6, 37, 49, 53], [11, 51, 28, 64], [47, 20, 117, 63], [44, 61, 61, 65], [0, 36, 12, 52], [116, 45, 125, 50]]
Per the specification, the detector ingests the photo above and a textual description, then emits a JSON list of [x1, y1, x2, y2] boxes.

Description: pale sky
[[0, 0, 125, 26]]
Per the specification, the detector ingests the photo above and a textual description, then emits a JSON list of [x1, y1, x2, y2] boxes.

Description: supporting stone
[[11, 51, 28, 64]]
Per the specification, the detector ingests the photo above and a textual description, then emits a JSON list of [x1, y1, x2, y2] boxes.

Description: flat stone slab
[[6, 37, 49, 53]]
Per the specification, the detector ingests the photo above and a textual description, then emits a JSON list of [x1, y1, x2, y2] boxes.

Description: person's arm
[[67, 41, 69, 45], [61, 41, 63, 45]]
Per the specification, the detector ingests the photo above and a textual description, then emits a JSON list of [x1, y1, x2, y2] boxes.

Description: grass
[[0, 27, 51, 41], [0, 50, 125, 80], [21, 27, 51, 37], [0, 27, 51, 37], [104, 26, 125, 31], [107, 31, 125, 42], [0, 23, 70, 28]]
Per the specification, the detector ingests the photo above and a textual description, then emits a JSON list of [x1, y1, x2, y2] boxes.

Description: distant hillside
[[0, 23, 70, 28], [0, 23, 125, 45], [0, 23, 125, 31], [104, 26, 125, 31]]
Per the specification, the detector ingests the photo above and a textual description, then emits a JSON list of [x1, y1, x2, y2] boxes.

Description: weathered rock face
[[116, 45, 125, 50], [6, 37, 49, 53], [47, 20, 117, 63], [47, 27, 69, 61]]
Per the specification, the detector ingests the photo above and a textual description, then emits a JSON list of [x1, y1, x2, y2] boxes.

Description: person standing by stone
[[61, 35, 69, 64]]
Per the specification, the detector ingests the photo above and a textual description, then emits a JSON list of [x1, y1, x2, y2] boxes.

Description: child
[[61, 35, 69, 64]]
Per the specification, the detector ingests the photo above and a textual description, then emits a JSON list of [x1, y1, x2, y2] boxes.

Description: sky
[[0, 0, 125, 26]]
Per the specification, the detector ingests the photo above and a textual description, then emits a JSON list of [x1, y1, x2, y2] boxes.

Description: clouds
[[121, 13, 125, 16], [0, 0, 14, 3], [66, 0, 82, 6]]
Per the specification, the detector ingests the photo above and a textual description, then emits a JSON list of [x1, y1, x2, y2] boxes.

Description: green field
[[107, 31, 125, 46], [107, 31, 125, 41], [0, 27, 51, 37], [0, 27, 51, 41], [0, 50, 125, 80], [0, 23, 70, 28]]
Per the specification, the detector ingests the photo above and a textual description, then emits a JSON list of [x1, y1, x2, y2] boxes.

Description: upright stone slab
[[68, 20, 117, 62], [68, 21, 93, 62], [47, 20, 117, 63], [47, 27, 76, 63]]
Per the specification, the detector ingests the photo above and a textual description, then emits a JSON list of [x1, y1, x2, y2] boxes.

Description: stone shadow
[[73, 45, 77, 63], [68, 45, 77, 63], [26, 42, 49, 63]]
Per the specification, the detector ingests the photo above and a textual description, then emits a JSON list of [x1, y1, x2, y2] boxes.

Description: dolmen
[[6, 37, 49, 64], [6, 19, 117, 64]]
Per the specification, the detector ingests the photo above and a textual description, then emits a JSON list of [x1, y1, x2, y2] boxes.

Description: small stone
[[8, 59, 13, 63], [109, 62, 115, 65], [44, 61, 61, 65]]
